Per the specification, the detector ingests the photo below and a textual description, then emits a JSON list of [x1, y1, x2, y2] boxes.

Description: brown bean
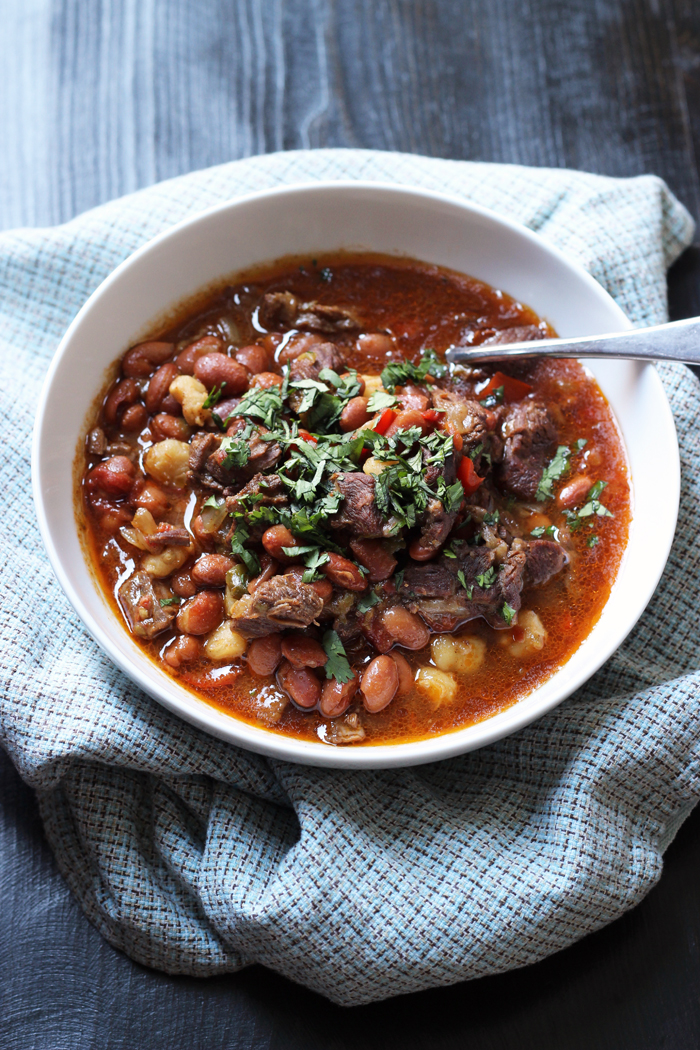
[[191, 514, 216, 548], [278, 333, 325, 365], [251, 371, 284, 390], [194, 353, 249, 395], [93, 503, 133, 532], [171, 572, 197, 599], [176, 335, 224, 375], [355, 332, 394, 363], [262, 525, 299, 562], [390, 652, 414, 696], [104, 378, 140, 425], [361, 655, 399, 713], [408, 538, 439, 562], [235, 343, 273, 375], [349, 538, 397, 582], [381, 607, 430, 649], [120, 403, 148, 432], [339, 396, 372, 432], [152, 414, 192, 441], [160, 394, 182, 415], [557, 475, 591, 509], [281, 634, 328, 669], [261, 332, 283, 354], [385, 408, 429, 439], [191, 554, 235, 588], [319, 673, 358, 718], [176, 591, 224, 635], [132, 481, 170, 517], [246, 635, 283, 676], [322, 552, 368, 592], [87, 456, 136, 497], [146, 362, 179, 413], [277, 661, 321, 708], [247, 554, 280, 593], [163, 634, 200, 669], [122, 341, 174, 378]]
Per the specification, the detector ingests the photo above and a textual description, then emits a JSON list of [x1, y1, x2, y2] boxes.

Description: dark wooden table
[[3, 2, 700, 1047]]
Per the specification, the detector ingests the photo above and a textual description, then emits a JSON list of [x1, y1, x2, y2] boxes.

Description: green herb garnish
[[203, 383, 223, 409], [479, 385, 504, 409], [322, 630, 354, 684], [380, 348, 448, 392], [159, 597, 181, 607], [536, 445, 572, 502], [367, 389, 397, 413], [501, 602, 516, 626]]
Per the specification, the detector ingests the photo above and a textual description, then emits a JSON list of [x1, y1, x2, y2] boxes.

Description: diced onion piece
[[509, 610, 547, 658], [431, 634, 486, 675], [169, 374, 210, 426], [132, 507, 157, 535], [142, 547, 189, 578], [199, 501, 228, 535], [203, 621, 248, 661]]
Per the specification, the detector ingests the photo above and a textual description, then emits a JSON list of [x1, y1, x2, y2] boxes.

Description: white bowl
[[32, 182, 680, 769]]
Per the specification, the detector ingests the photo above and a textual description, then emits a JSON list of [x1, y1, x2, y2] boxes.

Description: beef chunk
[[429, 390, 503, 472], [259, 291, 298, 330], [498, 399, 558, 500], [519, 538, 568, 587], [189, 432, 221, 484], [401, 543, 526, 630], [481, 325, 547, 345], [259, 291, 360, 333], [226, 574, 324, 637], [416, 447, 460, 554], [118, 571, 177, 639], [329, 472, 393, 538], [226, 473, 288, 516], [190, 425, 282, 493]]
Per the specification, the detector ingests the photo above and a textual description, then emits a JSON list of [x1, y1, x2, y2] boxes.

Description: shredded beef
[[498, 399, 558, 500]]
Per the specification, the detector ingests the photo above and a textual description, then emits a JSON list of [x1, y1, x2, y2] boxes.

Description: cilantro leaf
[[380, 348, 447, 392], [356, 590, 380, 614], [501, 602, 516, 626], [476, 566, 498, 589], [530, 524, 556, 538], [203, 383, 224, 409], [230, 522, 261, 576], [367, 389, 397, 413], [220, 433, 250, 470], [575, 438, 588, 451], [587, 535, 599, 547], [202, 494, 224, 509], [479, 385, 504, 408], [536, 445, 572, 502], [321, 630, 354, 684], [456, 570, 474, 598], [159, 597, 181, 607]]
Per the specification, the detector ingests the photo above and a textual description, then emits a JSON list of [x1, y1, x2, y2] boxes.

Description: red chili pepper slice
[[457, 455, 484, 495], [298, 429, 318, 444], [421, 409, 444, 425], [478, 371, 533, 403], [373, 408, 397, 435]]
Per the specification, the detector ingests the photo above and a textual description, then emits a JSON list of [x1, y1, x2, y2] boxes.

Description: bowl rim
[[32, 180, 680, 768]]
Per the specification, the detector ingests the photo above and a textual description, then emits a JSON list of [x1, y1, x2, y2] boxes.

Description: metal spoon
[[445, 315, 700, 367]]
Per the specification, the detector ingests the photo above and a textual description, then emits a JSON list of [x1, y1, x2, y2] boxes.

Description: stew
[[79, 254, 631, 746]]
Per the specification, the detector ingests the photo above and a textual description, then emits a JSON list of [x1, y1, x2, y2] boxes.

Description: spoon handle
[[445, 315, 700, 366]]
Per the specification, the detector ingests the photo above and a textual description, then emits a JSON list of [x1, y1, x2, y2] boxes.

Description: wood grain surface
[[2, 1, 700, 1047]]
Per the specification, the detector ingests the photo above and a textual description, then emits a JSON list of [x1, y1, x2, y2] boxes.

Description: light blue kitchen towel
[[1, 150, 699, 1007]]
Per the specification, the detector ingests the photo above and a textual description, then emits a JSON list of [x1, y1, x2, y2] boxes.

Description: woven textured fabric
[[1, 149, 699, 1006]]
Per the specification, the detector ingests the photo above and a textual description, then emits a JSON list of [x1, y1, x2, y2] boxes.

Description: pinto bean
[[251, 371, 284, 390], [356, 332, 394, 363], [277, 661, 321, 708], [281, 634, 328, 669], [349, 538, 397, 582], [132, 481, 170, 517], [191, 554, 235, 588], [390, 651, 414, 696], [176, 335, 224, 375], [122, 341, 174, 378], [408, 538, 440, 562], [361, 655, 399, 713], [262, 525, 299, 562], [194, 353, 249, 395], [322, 552, 368, 592], [235, 344, 274, 375], [385, 408, 429, 440], [278, 333, 325, 365], [397, 385, 430, 411], [171, 572, 197, 598], [557, 475, 592, 509], [163, 634, 200, 669], [381, 607, 430, 649], [320, 673, 358, 718], [151, 413, 192, 441], [104, 378, 140, 425], [176, 591, 224, 635], [120, 403, 148, 432], [339, 396, 372, 432], [247, 635, 283, 676], [87, 455, 136, 497], [146, 362, 179, 413]]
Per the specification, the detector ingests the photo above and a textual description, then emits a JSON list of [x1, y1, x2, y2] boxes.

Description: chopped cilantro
[[321, 630, 354, 684], [159, 597, 181, 607], [220, 432, 251, 470], [575, 438, 588, 451], [367, 389, 397, 413], [501, 602, 516, 626], [230, 522, 261, 576], [536, 445, 572, 502], [483, 510, 500, 525], [380, 348, 448, 392], [236, 385, 284, 429], [476, 566, 498, 589], [357, 590, 380, 614], [587, 535, 599, 547], [394, 569, 405, 591], [530, 524, 556, 538], [479, 385, 504, 409], [457, 570, 474, 599], [203, 383, 223, 409], [202, 494, 224, 509]]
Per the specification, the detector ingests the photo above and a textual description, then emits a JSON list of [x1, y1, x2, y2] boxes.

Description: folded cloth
[[1, 149, 699, 1007]]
